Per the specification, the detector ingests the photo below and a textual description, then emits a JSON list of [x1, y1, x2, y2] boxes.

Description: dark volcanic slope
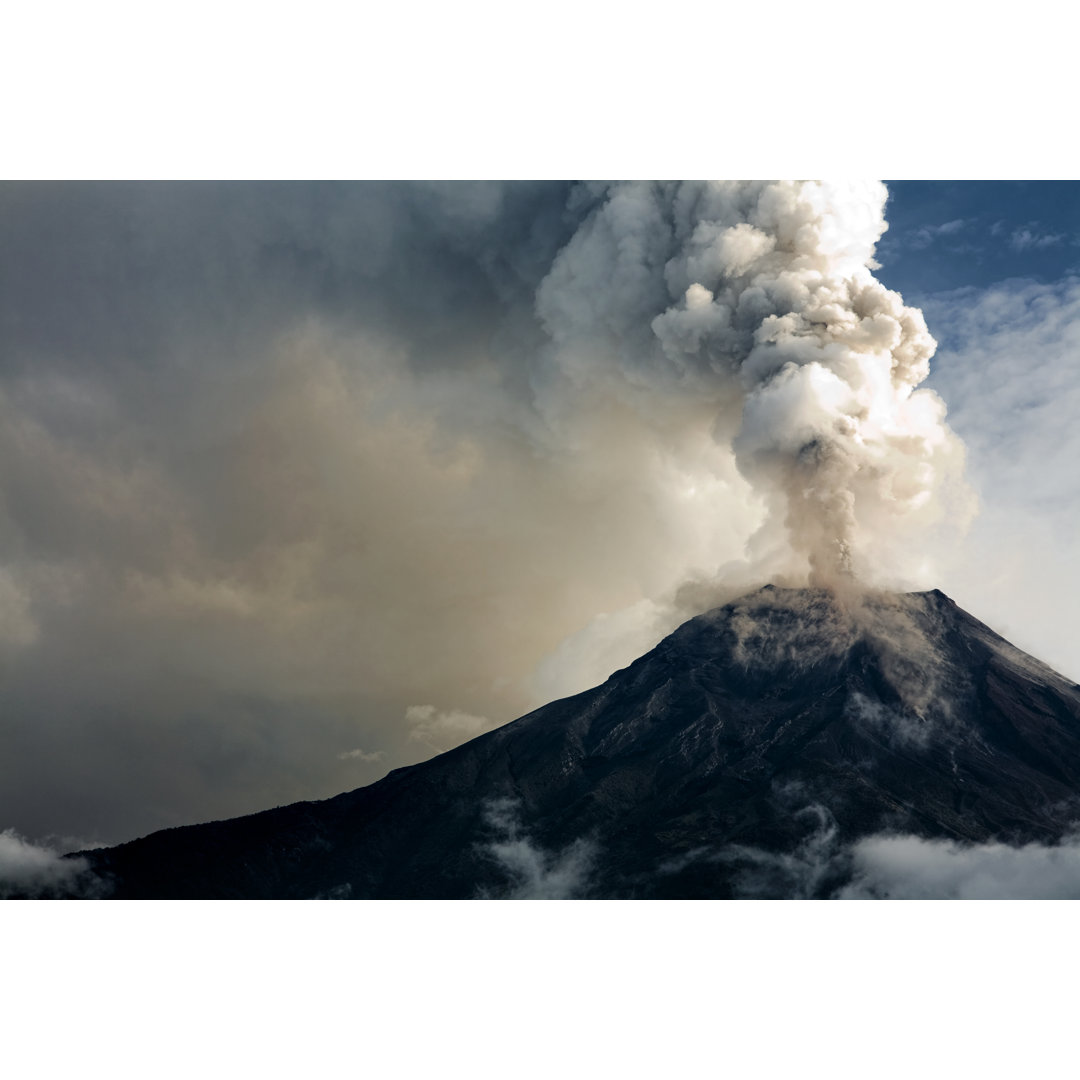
[[74, 586, 1080, 899]]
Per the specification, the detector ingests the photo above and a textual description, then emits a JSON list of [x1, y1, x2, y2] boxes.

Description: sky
[[0, 179, 1078, 851]]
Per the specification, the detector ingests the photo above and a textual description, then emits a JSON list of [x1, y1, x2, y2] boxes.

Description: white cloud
[[1010, 226, 1065, 251], [668, 800, 1080, 899], [908, 218, 969, 249], [477, 800, 596, 900], [336, 749, 385, 763], [841, 834, 1080, 899], [0, 828, 105, 899]]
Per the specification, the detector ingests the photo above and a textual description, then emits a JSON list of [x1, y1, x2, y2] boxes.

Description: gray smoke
[[0, 181, 973, 844]]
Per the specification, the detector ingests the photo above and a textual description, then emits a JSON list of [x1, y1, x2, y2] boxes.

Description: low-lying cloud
[[841, 833, 1080, 899], [0, 828, 106, 899], [681, 803, 1080, 899], [477, 799, 596, 900], [724, 804, 845, 900]]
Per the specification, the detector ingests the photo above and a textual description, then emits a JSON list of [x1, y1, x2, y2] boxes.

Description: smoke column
[[534, 180, 969, 587]]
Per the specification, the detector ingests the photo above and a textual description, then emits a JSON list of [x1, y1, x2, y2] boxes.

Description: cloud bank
[[841, 833, 1080, 899], [676, 802, 1080, 900]]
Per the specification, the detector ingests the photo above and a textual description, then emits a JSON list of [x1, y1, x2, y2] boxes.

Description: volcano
[[61, 586, 1080, 899]]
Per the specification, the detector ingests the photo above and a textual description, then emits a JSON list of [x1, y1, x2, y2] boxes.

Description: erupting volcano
[[3, 181, 1075, 901], [39, 584, 1080, 899]]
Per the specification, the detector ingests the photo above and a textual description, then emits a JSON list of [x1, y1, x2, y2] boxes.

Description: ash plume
[[0, 182, 974, 843], [535, 181, 971, 588]]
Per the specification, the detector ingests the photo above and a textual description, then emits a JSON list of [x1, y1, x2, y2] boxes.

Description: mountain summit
[[68, 586, 1080, 898]]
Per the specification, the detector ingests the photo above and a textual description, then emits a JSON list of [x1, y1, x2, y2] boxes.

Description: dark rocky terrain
[[58, 585, 1080, 898]]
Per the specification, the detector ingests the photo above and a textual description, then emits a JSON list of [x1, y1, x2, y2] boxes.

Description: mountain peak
[[63, 584, 1080, 899]]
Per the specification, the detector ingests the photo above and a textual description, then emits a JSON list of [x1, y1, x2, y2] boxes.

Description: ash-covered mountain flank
[[65, 586, 1080, 898]]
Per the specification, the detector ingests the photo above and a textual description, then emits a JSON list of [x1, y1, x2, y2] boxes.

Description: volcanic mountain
[[62, 586, 1080, 898]]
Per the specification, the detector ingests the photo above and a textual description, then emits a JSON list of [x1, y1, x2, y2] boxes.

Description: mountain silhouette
[[63, 585, 1080, 898]]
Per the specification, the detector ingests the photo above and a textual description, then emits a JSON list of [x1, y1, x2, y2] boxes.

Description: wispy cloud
[[656, 787, 848, 899], [0, 828, 107, 899], [336, 748, 385, 763], [841, 833, 1080, 899], [660, 804, 1080, 899], [312, 883, 353, 899], [723, 804, 844, 899], [1010, 224, 1065, 251], [477, 799, 596, 899], [908, 218, 970, 249]]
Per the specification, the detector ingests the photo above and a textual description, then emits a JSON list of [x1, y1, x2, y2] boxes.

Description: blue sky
[[878, 181, 1080, 305]]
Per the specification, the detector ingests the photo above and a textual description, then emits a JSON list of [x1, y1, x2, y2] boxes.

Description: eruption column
[[536, 180, 967, 585]]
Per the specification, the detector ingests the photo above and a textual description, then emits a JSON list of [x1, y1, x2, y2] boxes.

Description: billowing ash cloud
[[0, 182, 972, 844], [535, 181, 970, 586]]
